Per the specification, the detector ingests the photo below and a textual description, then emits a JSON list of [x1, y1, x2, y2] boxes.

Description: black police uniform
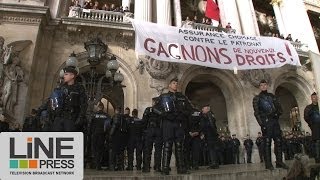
[[51, 83, 88, 132], [304, 102, 320, 162], [0, 120, 9, 133], [256, 136, 264, 162], [157, 91, 193, 175], [142, 106, 162, 172], [200, 111, 219, 169], [90, 110, 110, 170], [188, 112, 201, 170], [244, 138, 253, 163], [253, 90, 288, 169], [109, 113, 129, 171], [231, 137, 240, 164], [127, 116, 145, 170], [22, 114, 41, 132]]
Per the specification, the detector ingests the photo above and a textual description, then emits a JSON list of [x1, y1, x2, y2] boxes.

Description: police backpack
[[49, 88, 65, 111]]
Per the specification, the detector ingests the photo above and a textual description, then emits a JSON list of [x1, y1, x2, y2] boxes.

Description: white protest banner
[[132, 20, 301, 70]]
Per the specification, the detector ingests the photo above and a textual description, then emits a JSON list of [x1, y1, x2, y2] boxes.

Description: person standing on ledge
[[157, 78, 194, 175], [304, 92, 320, 163], [253, 79, 288, 170]]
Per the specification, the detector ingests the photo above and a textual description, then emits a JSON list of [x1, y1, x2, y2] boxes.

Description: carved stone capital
[[141, 56, 179, 80], [241, 69, 272, 88], [55, 26, 134, 49]]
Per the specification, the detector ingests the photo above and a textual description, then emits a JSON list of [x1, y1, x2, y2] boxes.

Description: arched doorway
[[180, 67, 246, 137], [185, 76, 228, 133], [53, 51, 137, 115], [76, 64, 125, 114], [275, 86, 299, 131]]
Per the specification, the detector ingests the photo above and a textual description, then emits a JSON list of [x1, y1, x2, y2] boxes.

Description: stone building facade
[[0, 0, 319, 151]]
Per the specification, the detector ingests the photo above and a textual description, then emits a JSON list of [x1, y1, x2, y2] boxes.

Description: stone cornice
[[0, 3, 49, 14], [0, 3, 50, 25], [61, 17, 134, 31]]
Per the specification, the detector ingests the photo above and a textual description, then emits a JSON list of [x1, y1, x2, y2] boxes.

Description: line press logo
[[0, 132, 83, 180]]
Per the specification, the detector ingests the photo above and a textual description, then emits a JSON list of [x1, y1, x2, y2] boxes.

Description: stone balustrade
[[291, 41, 309, 51], [182, 21, 236, 34], [68, 7, 133, 23]]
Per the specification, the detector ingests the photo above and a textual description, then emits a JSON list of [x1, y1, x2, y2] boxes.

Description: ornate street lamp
[[84, 38, 107, 66]]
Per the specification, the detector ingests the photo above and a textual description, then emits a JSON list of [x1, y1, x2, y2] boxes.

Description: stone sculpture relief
[[58, 27, 134, 50], [241, 69, 272, 88], [141, 56, 179, 80], [0, 37, 31, 115]]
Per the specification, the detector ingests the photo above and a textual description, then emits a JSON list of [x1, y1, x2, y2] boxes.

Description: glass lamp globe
[[66, 52, 79, 67], [59, 69, 65, 78], [114, 71, 124, 83], [107, 56, 119, 73], [105, 70, 112, 78]]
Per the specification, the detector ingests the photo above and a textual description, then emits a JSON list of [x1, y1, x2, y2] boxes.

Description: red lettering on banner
[[181, 45, 196, 61], [157, 42, 170, 57], [256, 55, 265, 65], [144, 38, 156, 53], [195, 45, 207, 62], [267, 54, 276, 64], [219, 48, 232, 64], [206, 47, 220, 64], [246, 55, 257, 65], [168, 44, 181, 59], [277, 52, 286, 63], [236, 54, 245, 66]]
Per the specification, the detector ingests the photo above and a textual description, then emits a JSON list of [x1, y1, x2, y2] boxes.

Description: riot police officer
[[127, 109, 144, 170], [90, 102, 110, 170], [51, 66, 88, 132], [22, 109, 41, 132], [231, 134, 240, 164], [200, 105, 219, 169], [188, 111, 201, 170], [109, 107, 129, 171], [157, 78, 193, 175], [244, 134, 253, 163], [142, 98, 162, 173], [304, 92, 320, 163], [253, 79, 288, 170], [256, 132, 264, 162]]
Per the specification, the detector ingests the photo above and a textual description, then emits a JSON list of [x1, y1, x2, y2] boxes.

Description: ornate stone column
[[235, 0, 259, 36], [271, 0, 286, 36], [157, 0, 172, 25], [218, 0, 242, 34], [173, 0, 182, 27], [134, 0, 152, 21], [280, 0, 319, 53]]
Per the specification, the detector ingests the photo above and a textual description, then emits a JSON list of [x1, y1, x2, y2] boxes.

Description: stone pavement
[[84, 162, 290, 180]]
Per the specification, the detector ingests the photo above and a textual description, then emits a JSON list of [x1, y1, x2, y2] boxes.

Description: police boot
[[175, 142, 190, 174], [154, 148, 162, 172], [161, 142, 172, 175], [108, 149, 115, 171], [142, 146, 151, 173], [208, 149, 219, 169], [315, 140, 320, 163], [264, 138, 274, 170], [275, 138, 288, 169], [115, 152, 124, 171], [126, 152, 134, 170]]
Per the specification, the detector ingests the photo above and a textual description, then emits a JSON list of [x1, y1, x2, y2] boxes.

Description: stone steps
[[84, 163, 288, 180]]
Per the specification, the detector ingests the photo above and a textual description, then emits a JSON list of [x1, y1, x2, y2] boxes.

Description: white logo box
[[0, 132, 83, 180]]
